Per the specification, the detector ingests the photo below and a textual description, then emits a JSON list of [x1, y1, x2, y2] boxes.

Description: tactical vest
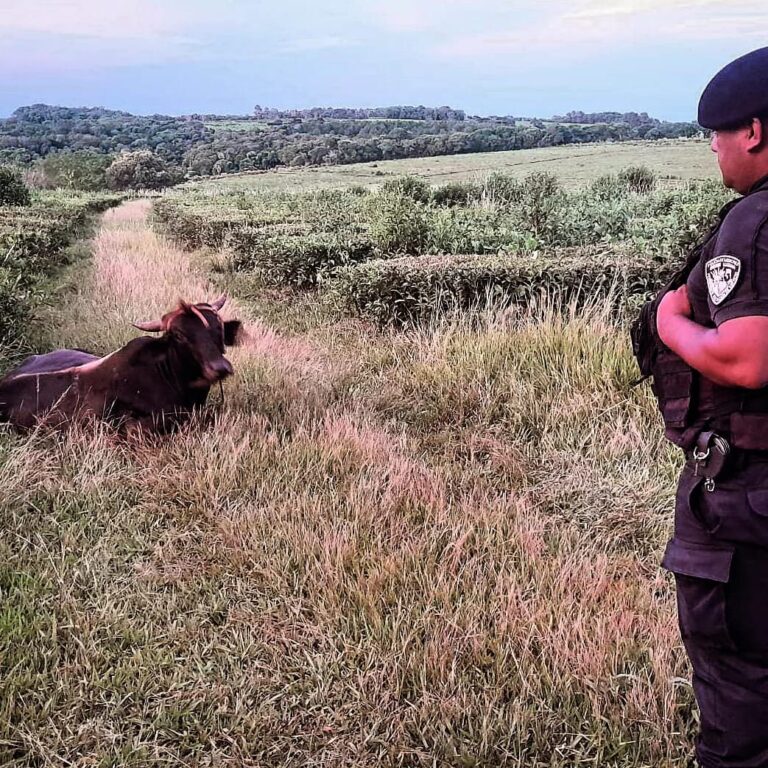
[[632, 182, 768, 451]]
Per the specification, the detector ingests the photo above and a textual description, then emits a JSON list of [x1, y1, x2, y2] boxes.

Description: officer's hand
[[658, 285, 692, 324]]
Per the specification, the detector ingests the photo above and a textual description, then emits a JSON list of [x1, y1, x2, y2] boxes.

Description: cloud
[[438, 0, 768, 58], [281, 36, 359, 53], [565, 0, 721, 19], [374, 4, 433, 32], [0, 0, 184, 41], [0, 33, 199, 77], [368, 0, 516, 33], [0, 0, 205, 74], [669, 14, 768, 40]]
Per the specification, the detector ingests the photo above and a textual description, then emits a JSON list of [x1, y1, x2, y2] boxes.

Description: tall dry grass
[[0, 202, 691, 766]]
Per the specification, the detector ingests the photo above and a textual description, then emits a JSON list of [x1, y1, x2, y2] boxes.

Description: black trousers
[[663, 464, 768, 767]]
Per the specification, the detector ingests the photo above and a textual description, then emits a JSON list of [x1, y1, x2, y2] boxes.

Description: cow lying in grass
[[0, 295, 241, 432]]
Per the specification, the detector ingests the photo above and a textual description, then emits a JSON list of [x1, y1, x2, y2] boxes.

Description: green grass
[[186, 139, 717, 193]]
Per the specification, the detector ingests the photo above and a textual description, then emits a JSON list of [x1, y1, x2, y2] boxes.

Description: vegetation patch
[[0, 166, 31, 206], [0, 184, 699, 766], [330, 248, 666, 325], [155, 169, 731, 327], [230, 229, 376, 287], [0, 188, 122, 356]]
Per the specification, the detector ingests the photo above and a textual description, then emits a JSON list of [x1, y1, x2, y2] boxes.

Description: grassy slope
[[187, 139, 717, 193], [0, 200, 694, 765]]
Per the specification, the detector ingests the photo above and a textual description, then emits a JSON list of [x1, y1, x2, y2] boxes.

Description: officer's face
[[711, 128, 749, 193], [711, 119, 767, 194]]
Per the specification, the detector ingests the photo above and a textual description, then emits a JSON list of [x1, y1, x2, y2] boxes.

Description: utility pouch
[[651, 349, 694, 428], [630, 294, 695, 430], [629, 238, 709, 436]]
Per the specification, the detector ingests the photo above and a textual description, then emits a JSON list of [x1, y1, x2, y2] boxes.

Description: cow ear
[[223, 320, 242, 346]]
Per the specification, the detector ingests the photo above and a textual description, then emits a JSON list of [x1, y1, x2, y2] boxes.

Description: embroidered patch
[[706, 255, 741, 305]]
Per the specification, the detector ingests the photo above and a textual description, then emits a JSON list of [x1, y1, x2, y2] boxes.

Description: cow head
[[134, 294, 242, 386]]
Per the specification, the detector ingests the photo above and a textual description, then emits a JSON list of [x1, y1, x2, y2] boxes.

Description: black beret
[[698, 46, 768, 130]]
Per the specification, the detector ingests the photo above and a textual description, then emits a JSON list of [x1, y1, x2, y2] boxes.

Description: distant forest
[[0, 104, 703, 179]]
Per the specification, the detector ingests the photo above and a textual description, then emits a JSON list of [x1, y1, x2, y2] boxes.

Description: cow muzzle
[[203, 358, 234, 383]]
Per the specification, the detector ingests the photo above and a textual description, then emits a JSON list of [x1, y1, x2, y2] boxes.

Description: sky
[[0, 0, 765, 120]]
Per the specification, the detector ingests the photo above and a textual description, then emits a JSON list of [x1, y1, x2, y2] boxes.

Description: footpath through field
[[0, 200, 693, 766]]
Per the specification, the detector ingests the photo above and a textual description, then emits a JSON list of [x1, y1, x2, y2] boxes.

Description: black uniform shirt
[[677, 176, 768, 433], [687, 176, 768, 329]]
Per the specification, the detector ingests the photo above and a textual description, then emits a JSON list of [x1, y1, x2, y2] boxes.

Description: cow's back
[[6, 349, 98, 379]]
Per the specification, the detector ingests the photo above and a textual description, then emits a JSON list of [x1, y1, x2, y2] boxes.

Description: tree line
[[0, 104, 704, 186], [251, 105, 467, 121]]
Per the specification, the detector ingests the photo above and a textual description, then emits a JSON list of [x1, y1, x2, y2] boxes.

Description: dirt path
[[54, 198, 332, 388]]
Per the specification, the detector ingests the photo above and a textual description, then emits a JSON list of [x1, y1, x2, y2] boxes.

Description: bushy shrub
[[521, 171, 560, 200], [38, 151, 112, 191], [229, 229, 375, 287], [481, 173, 523, 205], [0, 266, 34, 348], [428, 206, 533, 254], [368, 191, 431, 254], [153, 200, 253, 249], [106, 150, 183, 191], [618, 165, 656, 194], [331, 247, 666, 325], [431, 181, 482, 207], [380, 175, 431, 202], [631, 179, 733, 258], [152, 177, 732, 311], [589, 174, 625, 202], [515, 172, 563, 238], [0, 166, 31, 206]]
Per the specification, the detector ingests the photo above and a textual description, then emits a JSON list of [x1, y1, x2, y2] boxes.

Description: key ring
[[693, 446, 711, 462]]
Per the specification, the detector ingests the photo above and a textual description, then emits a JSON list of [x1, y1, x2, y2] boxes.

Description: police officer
[[638, 46, 768, 766]]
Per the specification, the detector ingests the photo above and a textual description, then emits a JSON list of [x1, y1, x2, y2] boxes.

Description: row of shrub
[[329, 247, 670, 325], [0, 170, 122, 352], [154, 167, 731, 323]]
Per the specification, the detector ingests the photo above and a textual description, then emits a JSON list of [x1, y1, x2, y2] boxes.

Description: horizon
[[0, 101, 688, 123], [2, 1, 765, 122]]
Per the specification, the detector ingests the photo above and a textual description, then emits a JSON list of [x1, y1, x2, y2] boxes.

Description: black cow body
[[0, 298, 241, 432], [11, 350, 99, 377]]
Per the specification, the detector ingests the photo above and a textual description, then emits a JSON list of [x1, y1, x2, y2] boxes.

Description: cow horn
[[132, 320, 164, 332], [210, 294, 227, 311]]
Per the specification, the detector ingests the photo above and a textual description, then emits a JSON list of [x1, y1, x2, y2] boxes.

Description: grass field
[[187, 138, 717, 193], [0, 144, 718, 765]]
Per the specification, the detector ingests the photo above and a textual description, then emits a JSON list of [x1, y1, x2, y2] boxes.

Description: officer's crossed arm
[[658, 199, 768, 389], [658, 289, 768, 389]]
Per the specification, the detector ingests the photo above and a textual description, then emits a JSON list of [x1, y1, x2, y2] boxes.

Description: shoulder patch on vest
[[706, 255, 741, 305]]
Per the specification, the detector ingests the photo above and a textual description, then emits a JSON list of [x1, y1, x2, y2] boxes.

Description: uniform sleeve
[[708, 196, 768, 326]]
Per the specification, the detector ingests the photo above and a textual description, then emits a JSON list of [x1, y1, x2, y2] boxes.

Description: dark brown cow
[[0, 295, 241, 432]]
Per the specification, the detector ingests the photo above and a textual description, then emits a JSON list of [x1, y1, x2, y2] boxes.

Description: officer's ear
[[747, 117, 766, 153]]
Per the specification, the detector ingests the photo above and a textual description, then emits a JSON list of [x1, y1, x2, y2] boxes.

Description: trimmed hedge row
[[156, 174, 731, 326], [152, 199, 257, 249], [229, 228, 375, 288], [153, 189, 369, 251], [330, 248, 671, 325], [0, 192, 122, 350]]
